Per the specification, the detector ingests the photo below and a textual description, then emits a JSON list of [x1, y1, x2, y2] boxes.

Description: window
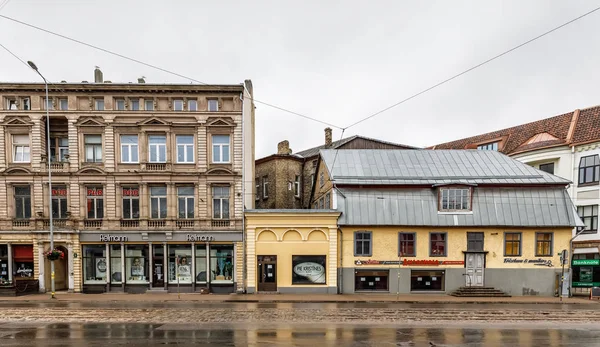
[[195, 245, 207, 283], [318, 197, 324, 209], [14, 186, 31, 219], [539, 162, 554, 175], [176, 135, 194, 163], [504, 232, 521, 256], [212, 135, 230, 163], [212, 186, 230, 219], [579, 155, 600, 185], [150, 186, 167, 219], [173, 99, 184, 111], [354, 231, 372, 256], [51, 185, 68, 219], [50, 137, 69, 162], [208, 99, 218, 112], [325, 192, 331, 209], [122, 186, 140, 219], [59, 98, 68, 111], [410, 270, 445, 291], [310, 173, 315, 189], [110, 244, 122, 284], [262, 176, 269, 199], [355, 270, 388, 291], [319, 172, 325, 187], [399, 233, 416, 257], [115, 99, 126, 111], [477, 142, 498, 151], [148, 135, 166, 163], [313, 202, 318, 209], [131, 99, 139, 111], [86, 187, 104, 219], [126, 244, 149, 283], [535, 232, 553, 256], [12, 134, 30, 163], [439, 188, 470, 211], [120, 135, 139, 163], [210, 245, 234, 283], [188, 99, 197, 111], [255, 178, 260, 201], [94, 98, 104, 111], [177, 187, 194, 219], [294, 175, 300, 197], [467, 232, 484, 252], [578, 205, 598, 234], [0, 245, 8, 282], [429, 233, 447, 256], [84, 135, 102, 162], [82, 245, 106, 284], [6, 98, 17, 110], [168, 245, 192, 284], [145, 99, 154, 111], [43, 98, 54, 110]]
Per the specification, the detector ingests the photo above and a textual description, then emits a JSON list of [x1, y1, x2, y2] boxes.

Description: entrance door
[[257, 255, 277, 292], [44, 246, 68, 291], [465, 253, 484, 286], [152, 245, 164, 287]]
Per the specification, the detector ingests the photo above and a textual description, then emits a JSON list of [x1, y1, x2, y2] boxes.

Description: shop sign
[[354, 259, 464, 266], [503, 258, 553, 267], [186, 234, 215, 242], [100, 234, 128, 242], [87, 188, 103, 196], [51, 188, 67, 196], [122, 188, 139, 196], [572, 281, 600, 287], [292, 255, 326, 284], [572, 259, 600, 266]]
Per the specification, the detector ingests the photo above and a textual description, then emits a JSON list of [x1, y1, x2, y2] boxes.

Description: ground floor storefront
[[571, 242, 600, 295], [79, 232, 242, 294]]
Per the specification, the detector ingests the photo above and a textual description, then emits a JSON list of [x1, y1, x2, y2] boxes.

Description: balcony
[[120, 219, 140, 228], [12, 219, 32, 228], [143, 163, 170, 172], [43, 161, 70, 172], [42, 219, 68, 228], [176, 219, 196, 229], [211, 219, 231, 228], [83, 219, 103, 228], [148, 219, 166, 228]]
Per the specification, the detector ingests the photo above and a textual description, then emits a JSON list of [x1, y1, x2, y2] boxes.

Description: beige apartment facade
[[0, 74, 255, 294]]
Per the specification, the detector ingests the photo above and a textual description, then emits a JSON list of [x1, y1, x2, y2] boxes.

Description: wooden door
[[257, 255, 277, 292], [465, 253, 484, 286]]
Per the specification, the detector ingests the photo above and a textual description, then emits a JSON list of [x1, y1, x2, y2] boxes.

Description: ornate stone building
[[0, 72, 255, 294]]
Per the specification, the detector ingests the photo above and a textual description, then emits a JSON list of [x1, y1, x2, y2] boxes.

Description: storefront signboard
[[572, 259, 600, 266], [503, 258, 553, 267], [80, 232, 242, 242], [292, 255, 326, 284], [354, 259, 464, 266]]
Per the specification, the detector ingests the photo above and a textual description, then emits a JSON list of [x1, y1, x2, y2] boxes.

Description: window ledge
[[438, 211, 473, 215], [577, 182, 600, 188]]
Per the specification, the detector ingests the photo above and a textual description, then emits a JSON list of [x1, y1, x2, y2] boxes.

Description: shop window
[[399, 232, 416, 257], [0, 245, 8, 283], [439, 188, 471, 212], [467, 232, 484, 252], [212, 134, 230, 163], [148, 135, 167, 163], [12, 134, 30, 163], [292, 255, 326, 284], [13, 245, 33, 280], [212, 186, 230, 219], [177, 186, 195, 219], [354, 231, 372, 256], [14, 186, 31, 219], [126, 245, 148, 284], [535, 232, 553, 256], [579, 155, 600, 185], [429, 233, 447, 257], [51, 185, 68, 219], [50, 137, 69, 162], [122, 186, 140, 219], [120, 135, 139, 163], [504, 232, 522, 256], [355, 270, 388, 291], [84, 135, 102, 163], [176, 135, 194, 163], [577, 205, 598, 234], [195, 245, 207, 283], [110, 244, 122, 284], [150, 186, 167, 219], [86, 187, 104, 219], [82, 245, 106, 284], [168, 245, 192, 284], [210, 245, 234, 283], [410, 270, 445, 291]]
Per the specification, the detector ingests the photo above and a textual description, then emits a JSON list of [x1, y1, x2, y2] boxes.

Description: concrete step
[[146, 289, 169, 294], [450, 286, 511, 297]]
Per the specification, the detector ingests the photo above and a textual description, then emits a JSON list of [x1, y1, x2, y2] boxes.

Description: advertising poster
[[292, 255, 326, 284]]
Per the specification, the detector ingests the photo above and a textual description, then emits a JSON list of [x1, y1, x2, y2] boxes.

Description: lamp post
[[27, 60, 55, 299]]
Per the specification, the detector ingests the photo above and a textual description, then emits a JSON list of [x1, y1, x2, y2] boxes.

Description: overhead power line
[[343, 5, 600, 130], [0, 14, 344, 129]]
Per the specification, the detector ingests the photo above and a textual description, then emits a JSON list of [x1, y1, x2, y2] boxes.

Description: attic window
[[477, 142, 498, 151], [439, 187, 471, 212]]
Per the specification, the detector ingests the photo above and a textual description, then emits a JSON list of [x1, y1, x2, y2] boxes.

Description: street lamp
[[27, 60, 55, 299]]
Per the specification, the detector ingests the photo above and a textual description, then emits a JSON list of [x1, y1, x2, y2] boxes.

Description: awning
[[574, 247, 600, 254]]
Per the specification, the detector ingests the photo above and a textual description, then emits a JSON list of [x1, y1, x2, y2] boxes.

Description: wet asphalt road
[[1, 322, 600, 347]]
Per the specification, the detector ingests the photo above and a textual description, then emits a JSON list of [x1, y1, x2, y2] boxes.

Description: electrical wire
[[343, 5, 600, 130], [0, 0, 10, 12], [0, 14, 344, 130]]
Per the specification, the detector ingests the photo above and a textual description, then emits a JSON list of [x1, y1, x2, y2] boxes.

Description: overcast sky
[[1, 1, 599, 157]]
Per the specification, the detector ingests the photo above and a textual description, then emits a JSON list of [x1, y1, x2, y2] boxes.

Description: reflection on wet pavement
[[0, 323, 599, 346]]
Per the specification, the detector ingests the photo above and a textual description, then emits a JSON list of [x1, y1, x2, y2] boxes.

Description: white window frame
[[188, 99, 197, 111], [144, 99, 154, 111], [255, 178, 260, 201], [22, 97, 30, 110], [6, 98, 18, 110], [115, 99, 126, 111], [212, 134, 230, 163], [12, 134, 30, 163], [477, 142, 499, 151], [43, 97, 54, 110], [294, 175, 301, 197], [148, 135, 167, 163], [173, 99, 184, 111], [122, 186, 140, 219], [86, 187, 104, 219], [177, 186, 195, 219], [58, 98, 68, 111], [131, 99, 140, 111], [84, 134, 103, 163], [150, 186, 167, 219], [120, 135, 139, 163], [176, 135, 194, 164], [262, 176, 269, 199], [439, 188, 471, 212], [208, 99, 218, 112], [50, 137, 69, 162], [212, 186, 230, 219], [94, 98, 104, 111]]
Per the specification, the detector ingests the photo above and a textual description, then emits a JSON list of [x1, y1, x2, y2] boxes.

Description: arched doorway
[[44, 245, 68, 291]]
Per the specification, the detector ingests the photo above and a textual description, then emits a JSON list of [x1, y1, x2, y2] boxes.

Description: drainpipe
[[570, 146, 576, 198], [240, 86, 246, 294], [338, 228, 343, 294]]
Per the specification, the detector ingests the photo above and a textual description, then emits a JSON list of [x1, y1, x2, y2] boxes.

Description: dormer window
[[439, 187, 471, 212], [477, 142, 498, 151]]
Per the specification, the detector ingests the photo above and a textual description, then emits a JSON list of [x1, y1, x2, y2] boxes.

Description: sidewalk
[[0, 292, 596, 304]]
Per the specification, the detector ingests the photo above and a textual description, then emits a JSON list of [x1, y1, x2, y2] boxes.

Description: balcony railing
[[120, 219, 140, 228], [41, 160, 70, 172], [176, 219, 195, 228], [144, 163, 169, 171], [211, 219, 231, 228], [43, 219, 68, 228], [83, 219, 103, 228], [148, 219, 166, 228], [12, 219, 32, 228]]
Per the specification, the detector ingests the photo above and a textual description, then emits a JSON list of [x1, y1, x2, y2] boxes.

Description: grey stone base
[[246, 286, 336, 294]]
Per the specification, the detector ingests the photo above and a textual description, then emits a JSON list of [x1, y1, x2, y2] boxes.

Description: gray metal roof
[[296, 136, 416, 158], [337, 187, 583, 227], [321, 149, 571, 185]]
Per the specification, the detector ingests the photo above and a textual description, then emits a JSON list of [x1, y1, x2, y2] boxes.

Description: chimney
[[325, 127, 332, 147], [138, 76, 146, 83], [94, 66, 103, 83], [277, 140, 292, 155]]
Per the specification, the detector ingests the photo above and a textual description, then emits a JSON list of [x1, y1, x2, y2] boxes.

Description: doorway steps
[[146, 288, 168, 294], [449, 286, 511, 297]]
